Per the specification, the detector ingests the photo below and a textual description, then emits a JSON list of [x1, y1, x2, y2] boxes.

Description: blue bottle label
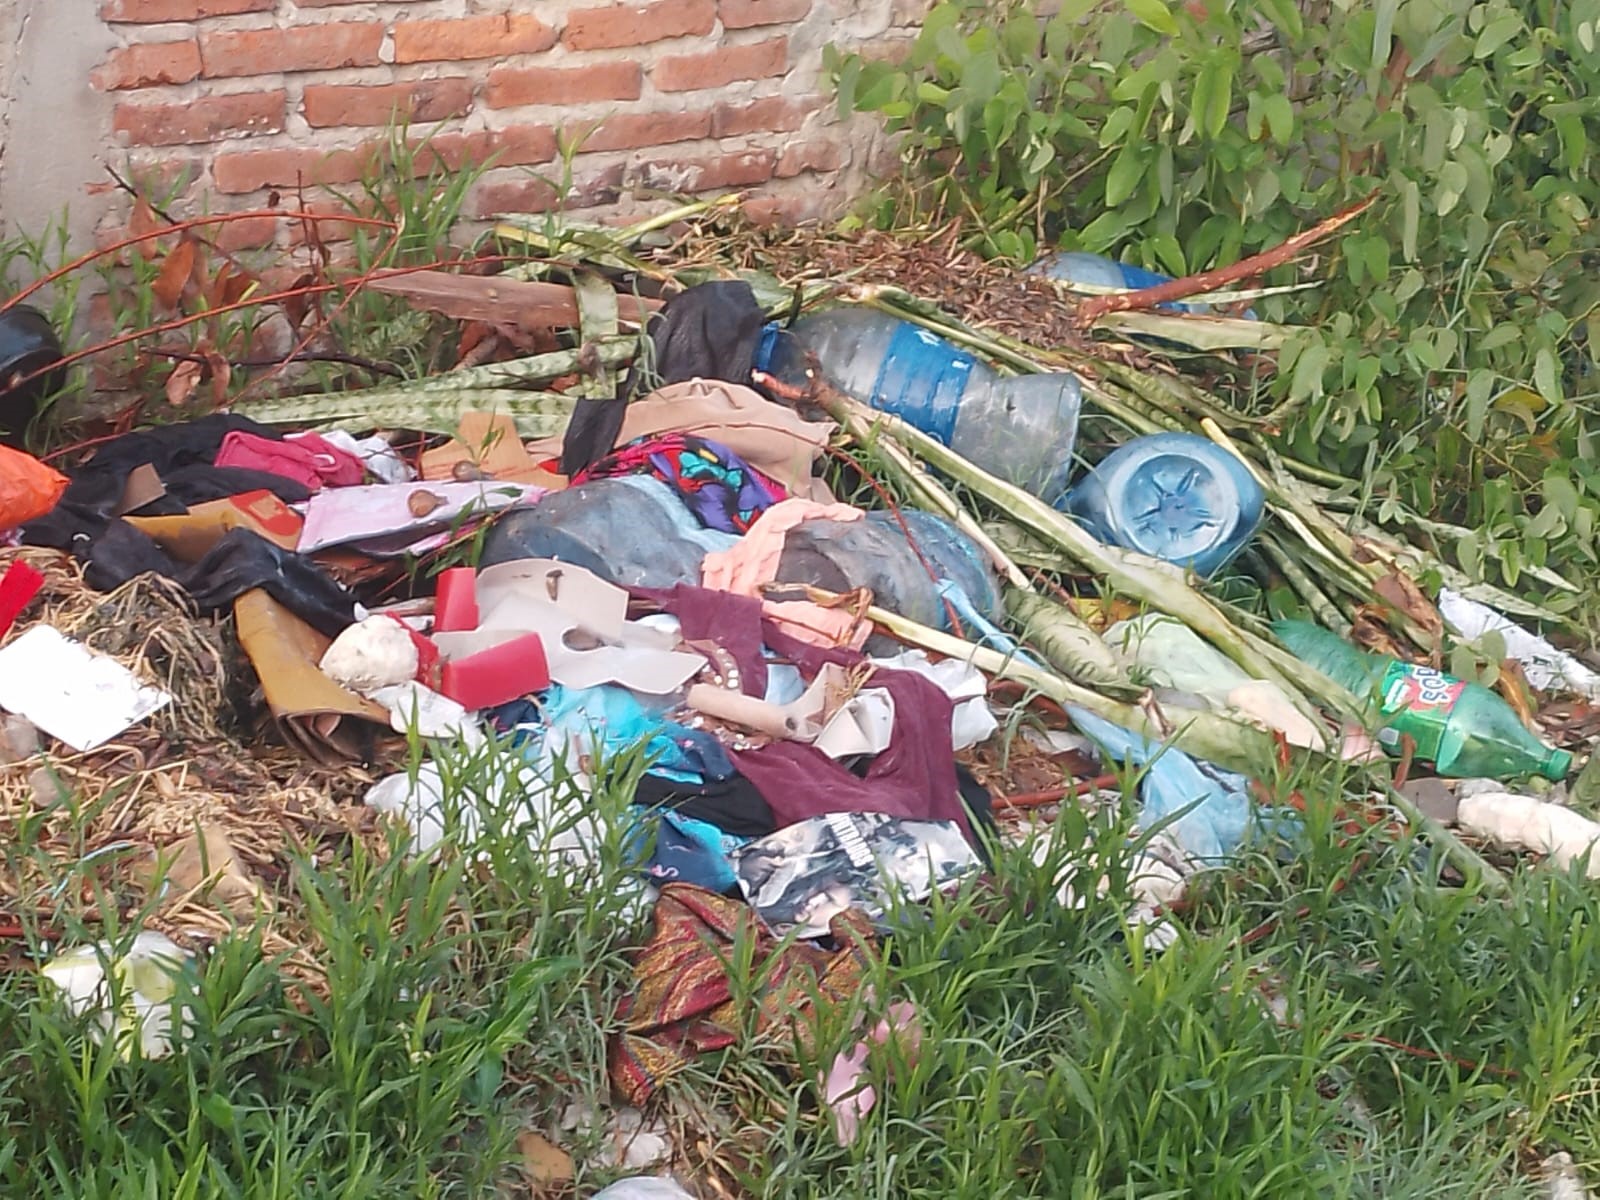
[[871, 324, 973, 446]]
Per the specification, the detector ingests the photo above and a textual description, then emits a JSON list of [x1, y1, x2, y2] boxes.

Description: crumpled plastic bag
[[0, 444, 67, 530], [40, 931, 190, 1060]]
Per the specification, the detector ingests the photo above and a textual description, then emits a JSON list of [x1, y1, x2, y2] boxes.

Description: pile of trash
[[2, 203, 1597, 1189]]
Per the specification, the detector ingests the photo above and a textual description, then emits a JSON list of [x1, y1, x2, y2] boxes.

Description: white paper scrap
[[0, 626, 172, 752]]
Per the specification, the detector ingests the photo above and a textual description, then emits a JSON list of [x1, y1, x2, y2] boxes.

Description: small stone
[[0, 714, 41, 764], [29, 767, 69, 806]]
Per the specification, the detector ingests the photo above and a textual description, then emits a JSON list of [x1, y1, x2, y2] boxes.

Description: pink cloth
[[700, 498, 869, 649], [215, 431, 365, 492], [822, 1001, 921, 1146]]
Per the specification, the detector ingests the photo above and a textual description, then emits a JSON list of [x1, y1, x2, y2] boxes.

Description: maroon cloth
[[214, 431, 364, 492], [648, 585, 969, 838]]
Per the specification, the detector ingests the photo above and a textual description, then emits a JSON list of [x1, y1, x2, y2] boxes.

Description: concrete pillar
[[0, 2, 117, 258]]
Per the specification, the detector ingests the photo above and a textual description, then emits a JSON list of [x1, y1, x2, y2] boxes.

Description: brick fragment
[[471, 165, 627, 219], [711, 94, 820, 137], [776, 139, 845, 177], [720, 0, 811, 28], [486, 61, 642, 109], [572, 110, 712, 154], [114, 89, 286, 147], [303, 79, 474, 128], [563, 0, 715, 50], [100, 0, 273, 21], [200, 23, 382, 78], [637, 148, 776, 192], [653, 36, 787, 92], [212, 145, 376, 194], [94, 41, 202, 91], [393, 14, 557, 64]]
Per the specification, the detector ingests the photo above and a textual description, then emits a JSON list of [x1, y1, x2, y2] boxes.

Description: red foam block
[[0, 560, 45, 639], [439, 634, 550, 710], [434, 567, 479, 633]]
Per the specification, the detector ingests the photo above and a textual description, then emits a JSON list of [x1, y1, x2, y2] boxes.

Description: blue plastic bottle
[[758, 308, 1082, 505], [1064, 433, 1266, 578]]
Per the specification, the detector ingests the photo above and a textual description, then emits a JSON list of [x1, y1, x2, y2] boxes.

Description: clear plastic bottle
[[1064, 432, 1266, 577], [1273, 619, 1574, 781], [757, 309, 1082, 505]]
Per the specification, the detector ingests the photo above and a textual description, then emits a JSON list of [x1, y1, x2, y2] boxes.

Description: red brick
[[486, 61, 642, 109], [100, 0, 273, 20], [711, 93, 820, 137], [638, 148, 776, 192], [743, 189, 837, 226], [303, 79, 474, 128], [113, 90, 285, 147], [200, 23, 382, 78], [212, 145, 376, 194], [571, 110, 711, 154], [295, 0, 430, 5], [563, 0, 715, 50], [654, 37, 786, 92], [471, 165, 626, 219], [776, 139, 845, 177], [393, 14, 556, 64], [284, 206, 362, 248], [93, 41, 202, 91], [213, 214, 282, 252], [415, 126, 558, 173], [720, 0, 810, 28]]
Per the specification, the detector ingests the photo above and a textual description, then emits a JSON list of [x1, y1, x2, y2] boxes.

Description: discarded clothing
[[561, 280, 769, 476], [626, 810, 748, 893], [702, 498, 869, 649], [574, 433, 786, 534], [651, 586, 970, 837], [214, 430, 364, 492], [609, 883, 874, 1106], [493, 685, 737, 784], [631, 773, 777, 839], [531, 377, 834, 502], [733, 812, 981, 938]]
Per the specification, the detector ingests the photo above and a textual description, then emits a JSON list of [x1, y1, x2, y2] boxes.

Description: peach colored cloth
[[526, 379, 835, 501], [700, 498, 869, 649]]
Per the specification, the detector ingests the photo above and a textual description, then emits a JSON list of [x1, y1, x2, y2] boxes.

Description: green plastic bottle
[[1272, 619, 1573, 781]]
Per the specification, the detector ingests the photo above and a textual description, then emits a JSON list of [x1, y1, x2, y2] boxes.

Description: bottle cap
[[1544, 747, 1575, 780]]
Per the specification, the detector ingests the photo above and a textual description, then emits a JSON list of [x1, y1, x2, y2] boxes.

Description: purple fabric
[[647, 584, 969, 838]]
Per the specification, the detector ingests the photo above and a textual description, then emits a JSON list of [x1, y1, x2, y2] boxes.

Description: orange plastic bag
[[0, 445, 67, 529]]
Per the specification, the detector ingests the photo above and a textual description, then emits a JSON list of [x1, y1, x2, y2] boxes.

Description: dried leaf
[[1496, 659, 1539, 729], [203, 351, 233, 408], [152, 823, 272, 919], [515, 1131, 573, 1188], [165, 359, 202, 406], [1350, 538, 1380, 566], [456, 320, 493, 364], [153, 240, 198, 312], [130, 200, 163, 261], [1350, 606, 1411, 659], [281, 272, 317, 332], [220, 266, 262, 308], [1373, 570, 1444, 637]]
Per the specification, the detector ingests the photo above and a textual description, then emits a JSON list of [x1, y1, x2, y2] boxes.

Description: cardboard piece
[[233, 589, 390, 764], [126, 490, 302, 562], [117, 464, 167, 515], [420, 412, 559, 487]]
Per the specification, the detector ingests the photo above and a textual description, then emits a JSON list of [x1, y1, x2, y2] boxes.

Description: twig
[[142, 347, 404, 379], [1071, 193, 1380, 325]]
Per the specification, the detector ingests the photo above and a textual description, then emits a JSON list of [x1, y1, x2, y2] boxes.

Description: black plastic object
[[559, 280, 768, 476], [182, 528, 360, 638], [0, 303, 65, 447]]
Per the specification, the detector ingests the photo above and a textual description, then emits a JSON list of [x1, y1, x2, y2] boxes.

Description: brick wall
[[83, 0, 927, 251]]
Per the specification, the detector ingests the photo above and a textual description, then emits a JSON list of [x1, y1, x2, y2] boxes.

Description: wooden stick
[[1071, 193, 1380, 325]]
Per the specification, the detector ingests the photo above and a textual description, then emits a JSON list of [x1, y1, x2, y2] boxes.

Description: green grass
[[2, 733, 1596, 1199]]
